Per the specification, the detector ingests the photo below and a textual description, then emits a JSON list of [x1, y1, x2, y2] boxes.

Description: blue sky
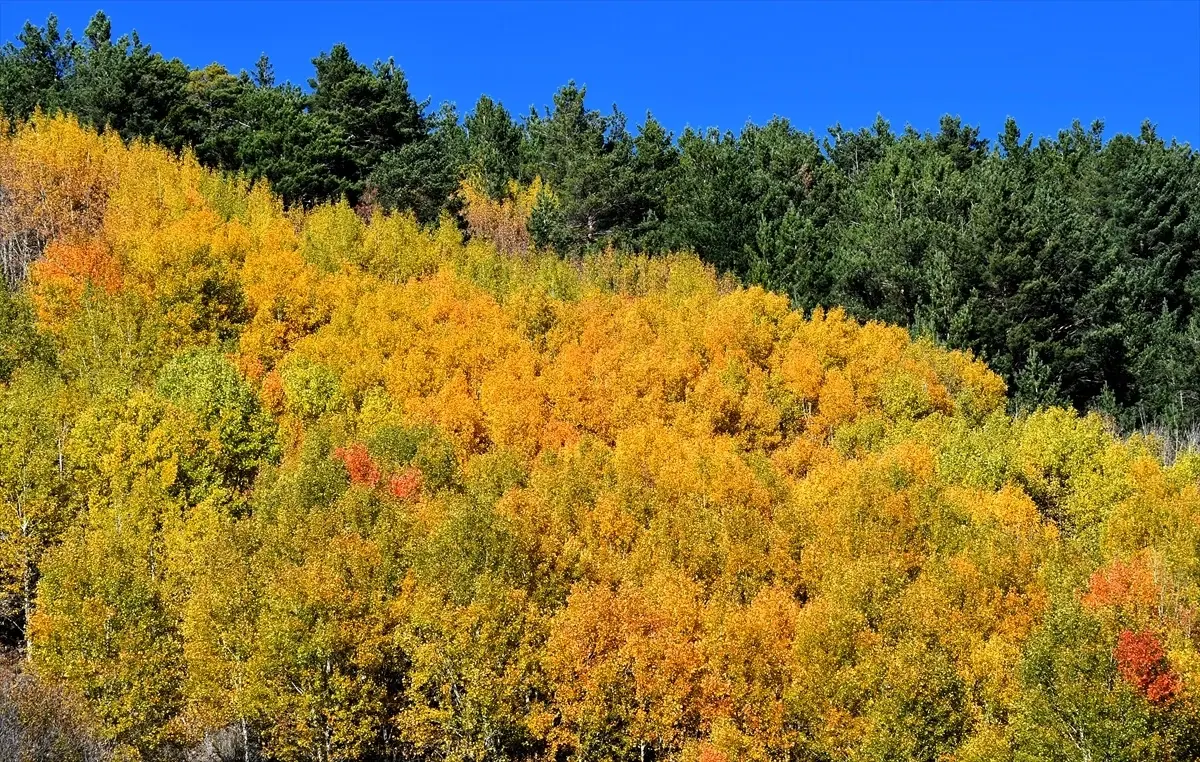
[[2, 1, 1198, 145]]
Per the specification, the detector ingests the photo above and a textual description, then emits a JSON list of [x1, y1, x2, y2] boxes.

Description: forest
[[2, 12, 1198, 433], [0, 9, 1198, 762]]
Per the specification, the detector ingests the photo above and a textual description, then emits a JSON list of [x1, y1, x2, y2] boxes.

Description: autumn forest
[[0, 10, 1199, 762]]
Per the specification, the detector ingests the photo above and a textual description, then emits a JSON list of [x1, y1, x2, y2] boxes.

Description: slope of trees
[[0, 112, 1198, 762], [2, 12, 1198, 432]]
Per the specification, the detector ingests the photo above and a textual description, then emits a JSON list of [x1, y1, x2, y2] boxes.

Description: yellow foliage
[[0, 111, 122, 245], [5, 115, 1199, 762], [459, 173, 547, 254]]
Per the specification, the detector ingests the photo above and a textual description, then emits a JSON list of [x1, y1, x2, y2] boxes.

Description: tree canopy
[[0, 111, 1197, 762], [3, 13, 1197, 433]]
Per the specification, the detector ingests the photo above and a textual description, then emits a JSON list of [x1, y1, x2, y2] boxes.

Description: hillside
[[2, 11, 1199, 431], [0, 114, 1198, 761]]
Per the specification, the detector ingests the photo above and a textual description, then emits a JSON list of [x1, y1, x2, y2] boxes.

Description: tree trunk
[[22, 555, 34, 661]]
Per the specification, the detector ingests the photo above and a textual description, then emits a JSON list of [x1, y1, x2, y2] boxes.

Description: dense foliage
[[2, 12, 1198, 432], [0, 112, 1198, 762]]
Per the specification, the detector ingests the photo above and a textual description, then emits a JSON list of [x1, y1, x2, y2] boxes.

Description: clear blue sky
[[2, 1, 1198, 145]]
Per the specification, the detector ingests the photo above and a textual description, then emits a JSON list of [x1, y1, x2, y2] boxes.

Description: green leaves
[[3, 13, 1197, 432], [2, 20, 1200, 762], [155, 348, 279, 493], [368, 104, 467, 224], [1013, 600, 1152, 762], [279, 357, 344, 421], [0, 287, 50, 381]]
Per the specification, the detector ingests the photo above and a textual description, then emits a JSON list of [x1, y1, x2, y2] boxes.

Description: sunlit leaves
[[3, 115, 1198, 761]]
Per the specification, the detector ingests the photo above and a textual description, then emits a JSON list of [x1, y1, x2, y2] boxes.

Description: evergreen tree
[[369, 103, 467, 224], [0, 15, 75, 121], [308, 43, 427, 202], [0, 11, 1197, 429], [464, 94, 524, 199]]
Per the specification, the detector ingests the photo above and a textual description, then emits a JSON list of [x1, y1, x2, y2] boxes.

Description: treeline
[[2, 12, 1198, 430], [1, 112, 1199, 762]]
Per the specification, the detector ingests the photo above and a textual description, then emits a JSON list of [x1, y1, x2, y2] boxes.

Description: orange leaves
[[1099, 561, 1171, 705], [32, 239, 122, 295], [700, 586, 799, 738], [772, 308, 1003, 439], [547, 575, 707, 752], [334, 442, 425, 502], [15, 114, 1200, 761], [777, 348, 823, 404], [27, 237, 123, 331], [547, 579, 807, 758], [479, 349, 552, 459], [335, 443, 381, 487], [0, 113, 120, 245], [815, 368, 857, 433], [260, 370, 285, 412], [1115, 629, 1180, 704], [388, 467, 423, 501], [700, 287, 789, 369], [413, 370, 490, 458], [1083, 553, 1159, 613], [459, 174, 545, 254], [270, 232, 1007, 479], [0, 117, 122, 314], [331, 438, 424, 501], [3, 115, 257, 351]]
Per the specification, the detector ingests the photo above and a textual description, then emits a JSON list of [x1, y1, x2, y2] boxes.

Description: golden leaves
[[11, 115, 1200, 762], [459, 174, 546, 254]]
